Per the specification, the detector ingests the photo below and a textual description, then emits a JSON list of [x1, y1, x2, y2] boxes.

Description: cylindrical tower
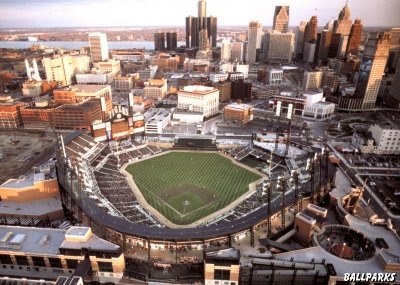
[[198, 0, 206, 19], [198, 0, 207, 30]]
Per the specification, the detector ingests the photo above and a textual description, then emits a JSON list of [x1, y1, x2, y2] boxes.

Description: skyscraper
[[185, 0, 217, 48], [328, 33, 342, 58], [88, 32, 109, 62], [333, 3, 353, 57], [387, 28, 400, 73], [346, 19, 362, 56], [262, 31, 295, 63], [154, 32, 166, 51], [273, 6, 289, 33], [186, 16, 199, 48], [384, 53, 400, 108], [295, 21, 307, 56], [231, 42, 245, 62], [247, 21, 262, 64], [221, 40, 231, 61], [166, 32, 177, 51], [314, 30, 332, 65], [207, 16, 218, 48], [42, 55, 74, 86], [356, 32, 391, 109], [302, 16, 318, 55], [198, 0, 207, 29]]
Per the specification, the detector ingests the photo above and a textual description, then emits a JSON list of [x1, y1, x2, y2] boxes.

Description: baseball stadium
[[56, 131, 335, 267]]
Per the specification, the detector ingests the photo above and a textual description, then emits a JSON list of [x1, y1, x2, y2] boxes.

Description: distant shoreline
[[0, 40, 185, 50]]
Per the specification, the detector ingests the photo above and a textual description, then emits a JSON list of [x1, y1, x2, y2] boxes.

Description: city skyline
[[0, 0, 399, 28]]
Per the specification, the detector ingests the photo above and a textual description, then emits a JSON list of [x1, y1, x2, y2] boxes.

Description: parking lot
[[367, 178, 400, 215], [344, 153, 400, 170], [331, 144, 400, 216], [0, 129, 55, 184]]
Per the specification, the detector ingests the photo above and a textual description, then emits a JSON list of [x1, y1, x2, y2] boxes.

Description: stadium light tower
[[274, 101, 282, 154], [285, 103, 294, 157], [291, 169, 301, 213], [278, 175, 286, 228]]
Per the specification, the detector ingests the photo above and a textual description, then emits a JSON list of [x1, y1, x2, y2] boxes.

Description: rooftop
[[1, 172, 49, 189], [225, 102, 253, 111], [0, 197, 62, 216], [0, 226, 66, 255], [144, 108, 171, 124], [310, 101, 335, 107], [180, 85, 217, 95], [303, 90, 323, 95], [56, 98, 100, 111], [60, 229, 120, 252], [71, 84, 109, 94], [0, 225, 120, 255], [66, 227, 90, 238]]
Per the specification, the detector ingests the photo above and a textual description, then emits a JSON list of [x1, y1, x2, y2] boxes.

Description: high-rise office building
[[387, 28, 400, 73], [273, 6, 289, 33], [198, 0, 207, 29], [383, 54, 400, 108], [166, 32, 177, 50], [356, 32, 391, 109], [314, 30, 332, 65], [328, 33, 342, 58], [262, 31, 295, 63], [247, 21, 263, 64], [186, 16, 199, 48], [185, 0, 217, 49], [88, 32, 109, 62], [303, 41, 316, 63], [221, 40, 231, 61], [333, 3, 353, 57], [333, 2, 352, 34], [302, 70, 323, 91], [302, 16, 318, 55], [295, 21, 307, 56], [346, 19, 362, 56], [42, 55, 74, 86], [154, 32, 166, 51], [231, 42, 245, 62], [230, 79, 252, 102], [207, 16, 218, 48]]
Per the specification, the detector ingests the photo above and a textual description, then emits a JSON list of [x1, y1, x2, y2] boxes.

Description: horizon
[[0, 24, 397, 31], [0, 0, 399, 29]]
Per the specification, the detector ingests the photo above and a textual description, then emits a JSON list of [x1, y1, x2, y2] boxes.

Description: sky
[[0, 0, 399, 28]]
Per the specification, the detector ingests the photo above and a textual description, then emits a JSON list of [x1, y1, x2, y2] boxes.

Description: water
[[0, 41, 186, 50]]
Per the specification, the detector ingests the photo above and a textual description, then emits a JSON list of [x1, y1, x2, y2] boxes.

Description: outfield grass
[[126, 152, 261, 225]]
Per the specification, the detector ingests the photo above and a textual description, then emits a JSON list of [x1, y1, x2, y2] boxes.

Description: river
[[0, 41, 186, 50]]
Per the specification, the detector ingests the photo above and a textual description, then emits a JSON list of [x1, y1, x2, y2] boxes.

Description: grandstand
[[94, 155, 160, 227], [62, 134, 163, 227]]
